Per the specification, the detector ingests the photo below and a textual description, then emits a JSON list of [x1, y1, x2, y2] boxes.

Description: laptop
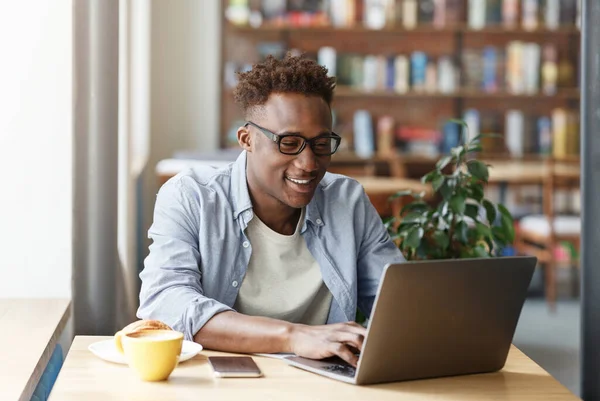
[[284, 256, 536, 385]]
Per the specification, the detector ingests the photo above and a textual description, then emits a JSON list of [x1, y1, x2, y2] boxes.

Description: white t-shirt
[[233, 209, 333, 325]]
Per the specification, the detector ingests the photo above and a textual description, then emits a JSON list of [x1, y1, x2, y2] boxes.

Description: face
[[238, 93, 333, 210]]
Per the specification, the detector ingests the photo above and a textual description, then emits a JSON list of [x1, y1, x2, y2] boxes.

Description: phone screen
[[208, 356, 263, 378]]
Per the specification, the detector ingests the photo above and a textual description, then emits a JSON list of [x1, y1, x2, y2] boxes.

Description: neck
[[246, 181, 301, 236]]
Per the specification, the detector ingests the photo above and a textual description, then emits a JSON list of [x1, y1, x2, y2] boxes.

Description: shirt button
[[244, 211, 251, 219], [232, 281, 239, 288], [316, 219, 323, 225], [242, 241, 250, 248]]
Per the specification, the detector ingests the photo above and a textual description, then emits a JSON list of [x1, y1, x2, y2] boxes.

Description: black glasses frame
[[244, 121, 342, 156]]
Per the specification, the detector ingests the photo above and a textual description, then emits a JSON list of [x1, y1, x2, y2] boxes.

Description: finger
[[330, 331, 365, 352], [341, 321, 367, 336], [331, 343, 359, 367]]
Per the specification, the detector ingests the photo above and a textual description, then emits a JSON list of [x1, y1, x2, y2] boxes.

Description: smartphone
[[208, 356, 263, 378]]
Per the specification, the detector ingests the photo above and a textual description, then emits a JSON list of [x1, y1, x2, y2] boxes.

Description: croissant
[[120, 319, 173, 335]]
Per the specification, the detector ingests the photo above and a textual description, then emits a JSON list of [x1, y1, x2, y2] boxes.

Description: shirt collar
[[230, 150, 325, 229]]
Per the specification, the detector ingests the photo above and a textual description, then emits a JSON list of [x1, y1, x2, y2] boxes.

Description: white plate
[[88, 338, 203, 365]]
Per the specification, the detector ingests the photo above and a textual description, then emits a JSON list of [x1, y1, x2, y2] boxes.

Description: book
[[523, 43, 541, 94], [317, 46, 337, 77], [522, 0, 539, 31], [402, 0, 418, 29], [541, 44, 558, 95], [468, 0, 486, 30], [440, 120, 461, 154], [537, 116, 553, 155], [353, 110, 376, 158], [394, 55, 410, 93], [433, 0, 447, 29], [437, 56, 456, 93], [502, 0, 518, 28], [364, 0, 388, 29], [544, 0, 560, 30], [485, 0, 502, 25], [462, 49, 483, 90], [505, 110, 525, 157], [376, 116, 396, 156], [445, 0, 462, 26], [506, 41, 524, 94], [551, 108, 568, 158], [482, 46, 498, 93], [410, 52, 428, 92], [363, 55, 379, 91], [425, 61, 438, 93], [560, 0, 577, 26], [463, 109, 481, 142], [418, 0, 436, 24]]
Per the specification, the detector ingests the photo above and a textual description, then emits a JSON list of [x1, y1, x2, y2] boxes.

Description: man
[[138, 54, 405, 367]]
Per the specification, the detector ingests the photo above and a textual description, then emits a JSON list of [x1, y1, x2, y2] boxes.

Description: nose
[[294, 144, 319, 172]]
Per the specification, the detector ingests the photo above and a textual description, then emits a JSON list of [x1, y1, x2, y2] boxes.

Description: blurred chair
[[515, 157, 580, 310]]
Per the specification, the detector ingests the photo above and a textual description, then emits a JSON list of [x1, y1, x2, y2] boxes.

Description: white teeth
[[287, 177, 312, 185]]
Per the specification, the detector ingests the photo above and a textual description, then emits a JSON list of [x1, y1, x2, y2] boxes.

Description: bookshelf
[[219, 0, 581, 178]]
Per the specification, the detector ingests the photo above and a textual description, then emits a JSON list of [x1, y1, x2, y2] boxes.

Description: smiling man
[[138, 54, 405, 366]]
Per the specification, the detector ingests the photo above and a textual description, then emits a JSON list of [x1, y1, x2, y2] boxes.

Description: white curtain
[[117, 0, 151, 328]]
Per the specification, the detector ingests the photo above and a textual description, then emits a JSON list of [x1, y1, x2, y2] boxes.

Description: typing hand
[[288, 321, 366, 367]]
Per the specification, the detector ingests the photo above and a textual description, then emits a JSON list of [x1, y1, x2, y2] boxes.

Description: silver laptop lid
[[355, 256, 536, 385]]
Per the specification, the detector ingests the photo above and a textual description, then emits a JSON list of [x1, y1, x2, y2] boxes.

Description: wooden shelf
[[227, 23, 580, 36], [333, 86, 580, 100]]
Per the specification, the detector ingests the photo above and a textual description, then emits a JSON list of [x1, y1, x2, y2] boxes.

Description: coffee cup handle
[[114, 331, 124, 354]]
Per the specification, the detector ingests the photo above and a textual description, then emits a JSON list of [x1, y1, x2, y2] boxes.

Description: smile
[[286, 176, 314, 185]]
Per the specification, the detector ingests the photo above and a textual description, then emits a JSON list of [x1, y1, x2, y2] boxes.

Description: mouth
[[285, 175, 317, 194], [285, 176, 315, 185]]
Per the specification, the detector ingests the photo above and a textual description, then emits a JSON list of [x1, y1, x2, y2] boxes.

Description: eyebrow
[[278, 130, 333, 137]]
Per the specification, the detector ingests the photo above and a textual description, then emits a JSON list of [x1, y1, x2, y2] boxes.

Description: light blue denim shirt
[[138, 151, 405, 341]]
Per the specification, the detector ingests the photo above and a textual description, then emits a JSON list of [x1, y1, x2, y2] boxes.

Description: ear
[[237, 125, 252, 152]]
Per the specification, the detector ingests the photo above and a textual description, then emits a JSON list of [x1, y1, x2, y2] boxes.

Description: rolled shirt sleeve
[[356, 187, 406, 317], [137, 178, 233, 341]]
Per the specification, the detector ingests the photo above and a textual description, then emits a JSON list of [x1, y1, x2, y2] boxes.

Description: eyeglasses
[[245, 121, 342, 156]]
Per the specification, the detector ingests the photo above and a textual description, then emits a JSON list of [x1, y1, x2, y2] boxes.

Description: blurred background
[[0, 0, 586, 396]]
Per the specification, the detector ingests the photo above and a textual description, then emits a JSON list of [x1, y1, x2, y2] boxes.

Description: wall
[[0, 2, 72, 299], [140, 0, 221, 266]]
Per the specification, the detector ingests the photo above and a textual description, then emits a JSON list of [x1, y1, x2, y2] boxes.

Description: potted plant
[[386, 120, 515, 260]]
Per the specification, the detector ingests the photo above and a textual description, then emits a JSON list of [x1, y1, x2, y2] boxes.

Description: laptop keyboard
[[324, 363, 357, 377]]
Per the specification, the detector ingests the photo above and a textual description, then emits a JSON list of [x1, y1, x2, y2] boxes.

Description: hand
[[287, 321, 366, 367]]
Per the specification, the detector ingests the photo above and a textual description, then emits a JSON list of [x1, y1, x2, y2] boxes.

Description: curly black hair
[[233, 53, 336, 117]]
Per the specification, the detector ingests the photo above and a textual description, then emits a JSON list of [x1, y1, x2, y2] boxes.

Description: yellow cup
[[114, 329, 183, 381]]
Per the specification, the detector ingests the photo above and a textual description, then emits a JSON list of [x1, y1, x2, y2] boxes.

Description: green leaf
[[465, 204, 480, 220], [404, 227, 424, 249], [436, 156, 453, 170], [454, 221, 469, 244], [468, 183, 484, 202], [492, 226, 507, 243], [432, 230, 450, 249], [467, 144, 483, 153], [432, 175, 445, 192], [473, 245, 490, 258], [389, 189, 413, 201], [497, 204, 512, 219], [421, 170, 439, 184], [439, 181, 453, 200], [447, 118, 470, 145], [467, 160, 489, 182], [399, 213, 425, 225], [475, 221, 491, 238], [471, 133, 503, 142], [451, 146, 465, 159], [450, 193, 466, 215], [482, 199, 497, 225], [400, 201, 429, 216], [501, 214, 515, 243]]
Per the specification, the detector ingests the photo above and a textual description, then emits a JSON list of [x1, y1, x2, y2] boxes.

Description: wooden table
[[49, 336, 579, 401], [0, 299, 71, 401]]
